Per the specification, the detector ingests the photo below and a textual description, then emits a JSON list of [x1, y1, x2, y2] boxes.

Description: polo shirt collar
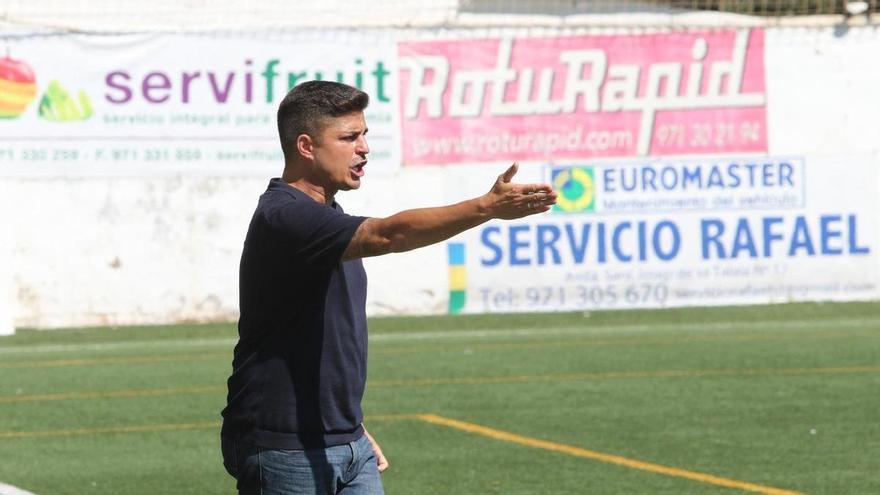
[[268, 178, 340, 209]]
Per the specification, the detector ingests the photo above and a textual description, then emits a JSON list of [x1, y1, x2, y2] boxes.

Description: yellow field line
[[0, 414, 418, 440], [370, 365, 880, 387], [0, 385, 224, 404], [416, 414, 803, 495], [0, 421, 222, 439], [0, 411, 812, 494], [0, 352, 228, 369], [366, 413, 423, 422], [2, 365, 877, 404], [4, 329, 875, 369]]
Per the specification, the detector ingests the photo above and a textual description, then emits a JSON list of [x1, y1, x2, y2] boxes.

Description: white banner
[[446, 153, 878, 313], [0, 32, 400, 177]]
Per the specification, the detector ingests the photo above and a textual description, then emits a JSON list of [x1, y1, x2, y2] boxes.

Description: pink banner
[[398, 29, 766, 166]]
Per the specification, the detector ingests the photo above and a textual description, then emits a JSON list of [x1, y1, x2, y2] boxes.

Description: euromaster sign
[[399, 29, 767, 166], [0, 32, 399, 176], [446, 155, 876, 313], [551, 157, 804, 214]]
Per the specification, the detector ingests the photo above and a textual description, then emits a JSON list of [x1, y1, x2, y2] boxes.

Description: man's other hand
[[364, 429, 389, 473]]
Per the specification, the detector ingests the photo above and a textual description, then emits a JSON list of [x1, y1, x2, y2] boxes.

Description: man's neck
[[281, 170, 335, 205]]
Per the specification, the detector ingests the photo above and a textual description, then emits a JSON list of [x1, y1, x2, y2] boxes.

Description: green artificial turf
[[0, 302, 878, 494]]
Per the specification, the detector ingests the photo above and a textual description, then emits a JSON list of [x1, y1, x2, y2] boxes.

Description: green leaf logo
[[38, 80, 93, 122]]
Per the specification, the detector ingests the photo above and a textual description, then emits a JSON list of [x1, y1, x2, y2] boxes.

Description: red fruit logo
[[0, 53, 38, 119]]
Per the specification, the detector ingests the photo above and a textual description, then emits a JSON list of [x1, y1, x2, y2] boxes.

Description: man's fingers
[[363, 428, 389, 473], [373, 443, 389, 472], [524, 188, 557, 214], [374, 446, 389, 472], [520, 183, 554, 194], [377, 456, 390, 472], [531, 191, 557, 202], [526, 189, 557, 204], [500, 162, 519, 183]]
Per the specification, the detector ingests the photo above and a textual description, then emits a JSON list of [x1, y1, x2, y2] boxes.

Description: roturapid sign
[[399, 29, 767, 165]]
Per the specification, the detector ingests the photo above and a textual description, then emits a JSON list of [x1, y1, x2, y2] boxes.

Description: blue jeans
[[222, 434, 385, 495]]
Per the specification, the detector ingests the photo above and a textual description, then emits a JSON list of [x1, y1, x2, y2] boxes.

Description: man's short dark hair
[[277, 81, 369, 157]]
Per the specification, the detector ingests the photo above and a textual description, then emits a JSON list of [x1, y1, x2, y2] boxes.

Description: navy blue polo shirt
[[221, 178, 369, 449]]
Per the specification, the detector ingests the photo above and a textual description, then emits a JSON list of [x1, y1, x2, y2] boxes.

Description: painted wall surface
[[1, 26, 878, 329]]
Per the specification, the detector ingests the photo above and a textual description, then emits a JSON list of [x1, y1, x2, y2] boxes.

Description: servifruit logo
[[0, 48, 93, 122], [0, 51, 37, 119]]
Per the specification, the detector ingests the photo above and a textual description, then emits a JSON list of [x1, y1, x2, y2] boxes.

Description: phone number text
[[475, 284, 669, 310]]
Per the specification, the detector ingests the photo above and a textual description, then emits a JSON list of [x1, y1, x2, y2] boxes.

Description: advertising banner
[[399, 29, 767, 166], [446, 154, 877, 313], [2, 26, 879, 327], [0, 32, 400, 177]]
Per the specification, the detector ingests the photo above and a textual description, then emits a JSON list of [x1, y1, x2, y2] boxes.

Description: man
[[221, 80, 556, 494]]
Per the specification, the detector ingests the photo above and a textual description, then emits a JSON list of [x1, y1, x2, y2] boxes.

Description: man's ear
[[296, 133, 315, 160]]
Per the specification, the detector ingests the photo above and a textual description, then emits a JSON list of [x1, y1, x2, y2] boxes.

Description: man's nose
[[356, 136, 369, 156]]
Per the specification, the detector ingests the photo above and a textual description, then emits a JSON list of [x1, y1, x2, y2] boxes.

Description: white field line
[[370, 317, 880, 341], [0, 482, 37, 495], [0, 317, 877, 356]]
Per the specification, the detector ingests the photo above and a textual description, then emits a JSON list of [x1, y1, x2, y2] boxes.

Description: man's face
[[310, 111, 369, 193]]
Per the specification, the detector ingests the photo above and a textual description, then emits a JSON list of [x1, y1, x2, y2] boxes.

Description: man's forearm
[[377, 196, 491, 253], [343, 196, 490, 260], [341, 163, 556, 261]]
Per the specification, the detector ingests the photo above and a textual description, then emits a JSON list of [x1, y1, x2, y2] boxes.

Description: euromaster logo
[[551, 166, 596, 213], [0, 50, 92, 122]]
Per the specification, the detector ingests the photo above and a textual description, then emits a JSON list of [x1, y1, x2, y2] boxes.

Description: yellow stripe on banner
[[0, 99, 28, 113], [416, 414, 803, 495], [448, 266, 466, 290], [0, 421, 221, 440], [0, 78, 37, 96], [0, 91, 35, 106]]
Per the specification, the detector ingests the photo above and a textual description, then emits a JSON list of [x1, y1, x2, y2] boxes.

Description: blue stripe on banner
[[447, 242, 465, 266]]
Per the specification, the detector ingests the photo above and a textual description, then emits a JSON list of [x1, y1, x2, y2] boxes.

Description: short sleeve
[[262, 196, 367, 268]]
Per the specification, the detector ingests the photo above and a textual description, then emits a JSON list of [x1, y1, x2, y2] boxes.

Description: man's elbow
[[386, 233, 415, 254], [351, 218, 417, 257], [369, 234, 397, 255], [372, 218, 411, 254]]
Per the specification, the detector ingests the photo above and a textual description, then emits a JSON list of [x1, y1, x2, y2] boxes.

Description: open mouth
[[351, 161, 367, 178]]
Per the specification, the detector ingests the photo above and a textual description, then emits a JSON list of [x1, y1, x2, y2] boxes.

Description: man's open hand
[[483, 162, 557, 220]]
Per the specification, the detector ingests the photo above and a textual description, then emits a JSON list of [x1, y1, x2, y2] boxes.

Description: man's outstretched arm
[[342, 163, 557, 261]]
